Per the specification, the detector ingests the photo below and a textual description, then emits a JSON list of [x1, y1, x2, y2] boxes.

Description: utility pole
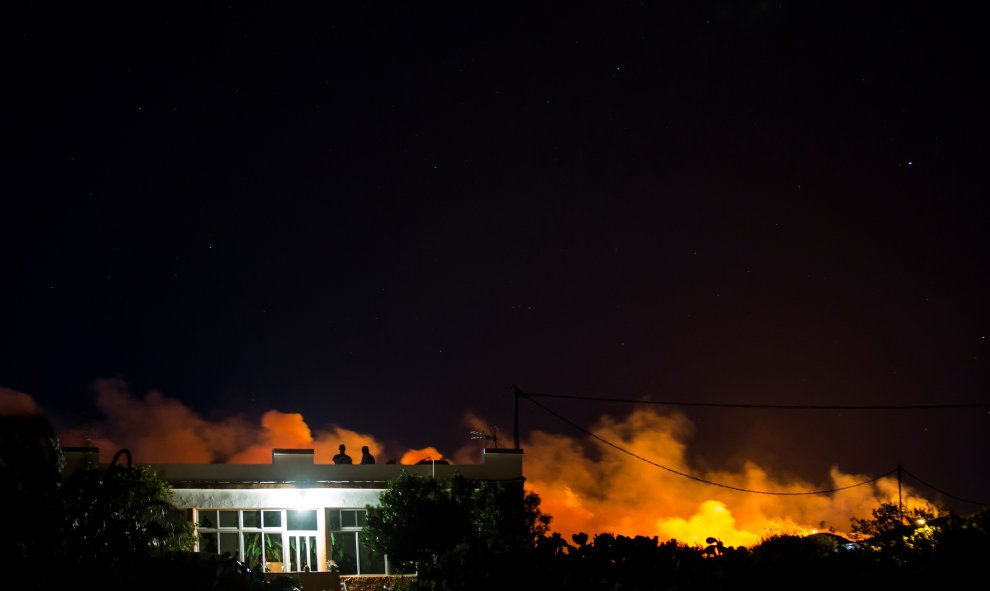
[[512, 385, 522, 449], [897, 462, 904, 525]]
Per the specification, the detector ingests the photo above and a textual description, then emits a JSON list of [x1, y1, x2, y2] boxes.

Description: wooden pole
[[513, 385, 521, 449], [897, 462, 904, 524]]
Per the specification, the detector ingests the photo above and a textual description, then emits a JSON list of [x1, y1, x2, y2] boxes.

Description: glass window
[[220, 532, 240, 558], [359, 533, 386, 574], [264, 532, 282, 563], [287, 509, 317, 531], [219, 510, 239, 528], [327, 508, 387, 575], [198, 510, 301, 572], [341, 510, 358, 528], [242, 510, 260, 528], [330, 531, 358, 575], [243, 532, 262, 567], [199, 532, 218, 554], [198, 510, 218, 528]]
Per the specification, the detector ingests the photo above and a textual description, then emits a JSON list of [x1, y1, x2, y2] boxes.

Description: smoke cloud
[[12, 380, 933, 547], [520, 407, 933, 547], [55, 379, 390, 464], [0, 386, 42, 416]]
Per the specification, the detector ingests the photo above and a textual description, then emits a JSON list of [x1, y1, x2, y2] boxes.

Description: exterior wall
[[152, 458, 523, 484], [62, 447, 525, 485], [61, 447, 524, 578], [170, 488, 384, 511]]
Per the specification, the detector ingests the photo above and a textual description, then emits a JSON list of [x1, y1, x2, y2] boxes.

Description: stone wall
[[341, 575, 415, 591]]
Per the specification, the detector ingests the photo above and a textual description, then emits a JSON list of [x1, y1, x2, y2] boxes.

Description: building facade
[[63, 447, 524, 576]]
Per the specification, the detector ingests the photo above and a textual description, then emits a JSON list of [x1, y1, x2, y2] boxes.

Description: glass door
[[288, 534, 318, 572]]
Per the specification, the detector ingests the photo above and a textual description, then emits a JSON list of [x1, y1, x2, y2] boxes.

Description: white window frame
[[195, 508, 320, 573]]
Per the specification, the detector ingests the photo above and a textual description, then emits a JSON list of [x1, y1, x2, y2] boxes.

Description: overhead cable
[[522, 395, 896, 496], [900, 465, 990, 507], [521, 390, 990, 410]]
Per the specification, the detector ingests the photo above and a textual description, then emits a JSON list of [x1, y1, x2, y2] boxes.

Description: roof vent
[[272, 448, 314, 465]]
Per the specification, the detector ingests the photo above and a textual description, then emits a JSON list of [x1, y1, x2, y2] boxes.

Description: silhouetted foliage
[[364, 472, 550, 591], [0, 412, 299, 591], [0, 412, 66, 582], [849, 500, 939, 540], [7, 411, 989, 590], [366, 476, 990, 591], [59, 462, 195, 568]]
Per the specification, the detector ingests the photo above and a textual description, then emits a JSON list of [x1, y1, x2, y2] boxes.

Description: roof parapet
[[482, 447, 523, 472]]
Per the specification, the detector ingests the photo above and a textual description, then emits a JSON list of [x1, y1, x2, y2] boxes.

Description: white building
[[63, 446, 524, 578]]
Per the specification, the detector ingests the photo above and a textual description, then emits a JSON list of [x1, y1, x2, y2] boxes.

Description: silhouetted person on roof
[[332, 444, 352, 464], [360, 445, 375, 464]]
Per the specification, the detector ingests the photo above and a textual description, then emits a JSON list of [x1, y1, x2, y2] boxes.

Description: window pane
[[263, 510, 282, 528], [330, 531, 357, 575], [198, 510, 218, 529], [304, 535, 317, 572], [199, 532, 218, 555], [243, 510, 261, 528], [357, 510, 367, 528], [219, 510, 239, 528], [243, 532, 262, 568], [220, 532, 240, 559], [264, 533, 283, 569], [341, 510, 357, 528], [359, 533, 386, 574], [328, 510, 341, 530], [288, 536, 299, 572], [287, 509, 317, 531]]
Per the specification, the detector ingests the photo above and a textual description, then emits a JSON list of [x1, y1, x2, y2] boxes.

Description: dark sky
[[4, 2, 989, 513]]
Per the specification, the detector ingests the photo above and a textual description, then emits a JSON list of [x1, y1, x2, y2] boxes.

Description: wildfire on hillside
[[519, 408, 934, 547]]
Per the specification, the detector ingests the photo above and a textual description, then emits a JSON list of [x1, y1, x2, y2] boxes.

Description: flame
[[520, 407, 934, 547], [15, 379, 937, 548]]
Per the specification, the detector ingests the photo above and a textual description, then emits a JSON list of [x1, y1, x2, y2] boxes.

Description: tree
[[1, 411, 299, 591], [60, 450, 196, 561], [849, 501, 939, 540], [363, 472, 550, 590], [0, 412, 66, 581]]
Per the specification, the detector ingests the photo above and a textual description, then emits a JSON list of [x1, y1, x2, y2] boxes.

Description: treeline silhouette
[[364, 472, 990, 591], [4, 411, 989, 591], [518, 516, 990, 591]]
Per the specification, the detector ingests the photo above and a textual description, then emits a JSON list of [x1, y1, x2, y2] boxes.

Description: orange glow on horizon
[[520, 408, 936, 547], [37, 380, 938, 548]]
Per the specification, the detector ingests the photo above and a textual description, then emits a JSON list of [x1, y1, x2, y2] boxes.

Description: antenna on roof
[[469, 425, 500, 449]]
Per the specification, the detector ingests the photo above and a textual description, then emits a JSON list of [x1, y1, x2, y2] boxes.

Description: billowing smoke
[[0, 386, 42, 416], [7, 381, 932, 548], [54, 379, 391, 464], [520, 407, 933, 547]]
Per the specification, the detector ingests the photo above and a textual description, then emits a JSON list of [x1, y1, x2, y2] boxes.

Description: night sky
[[4, 1, 989, 520]]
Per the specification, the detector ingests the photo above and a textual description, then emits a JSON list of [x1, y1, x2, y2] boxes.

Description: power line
[[522, 390, 990, 410], [900, 465, 990, 507], [522, 394, 896, 496]]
